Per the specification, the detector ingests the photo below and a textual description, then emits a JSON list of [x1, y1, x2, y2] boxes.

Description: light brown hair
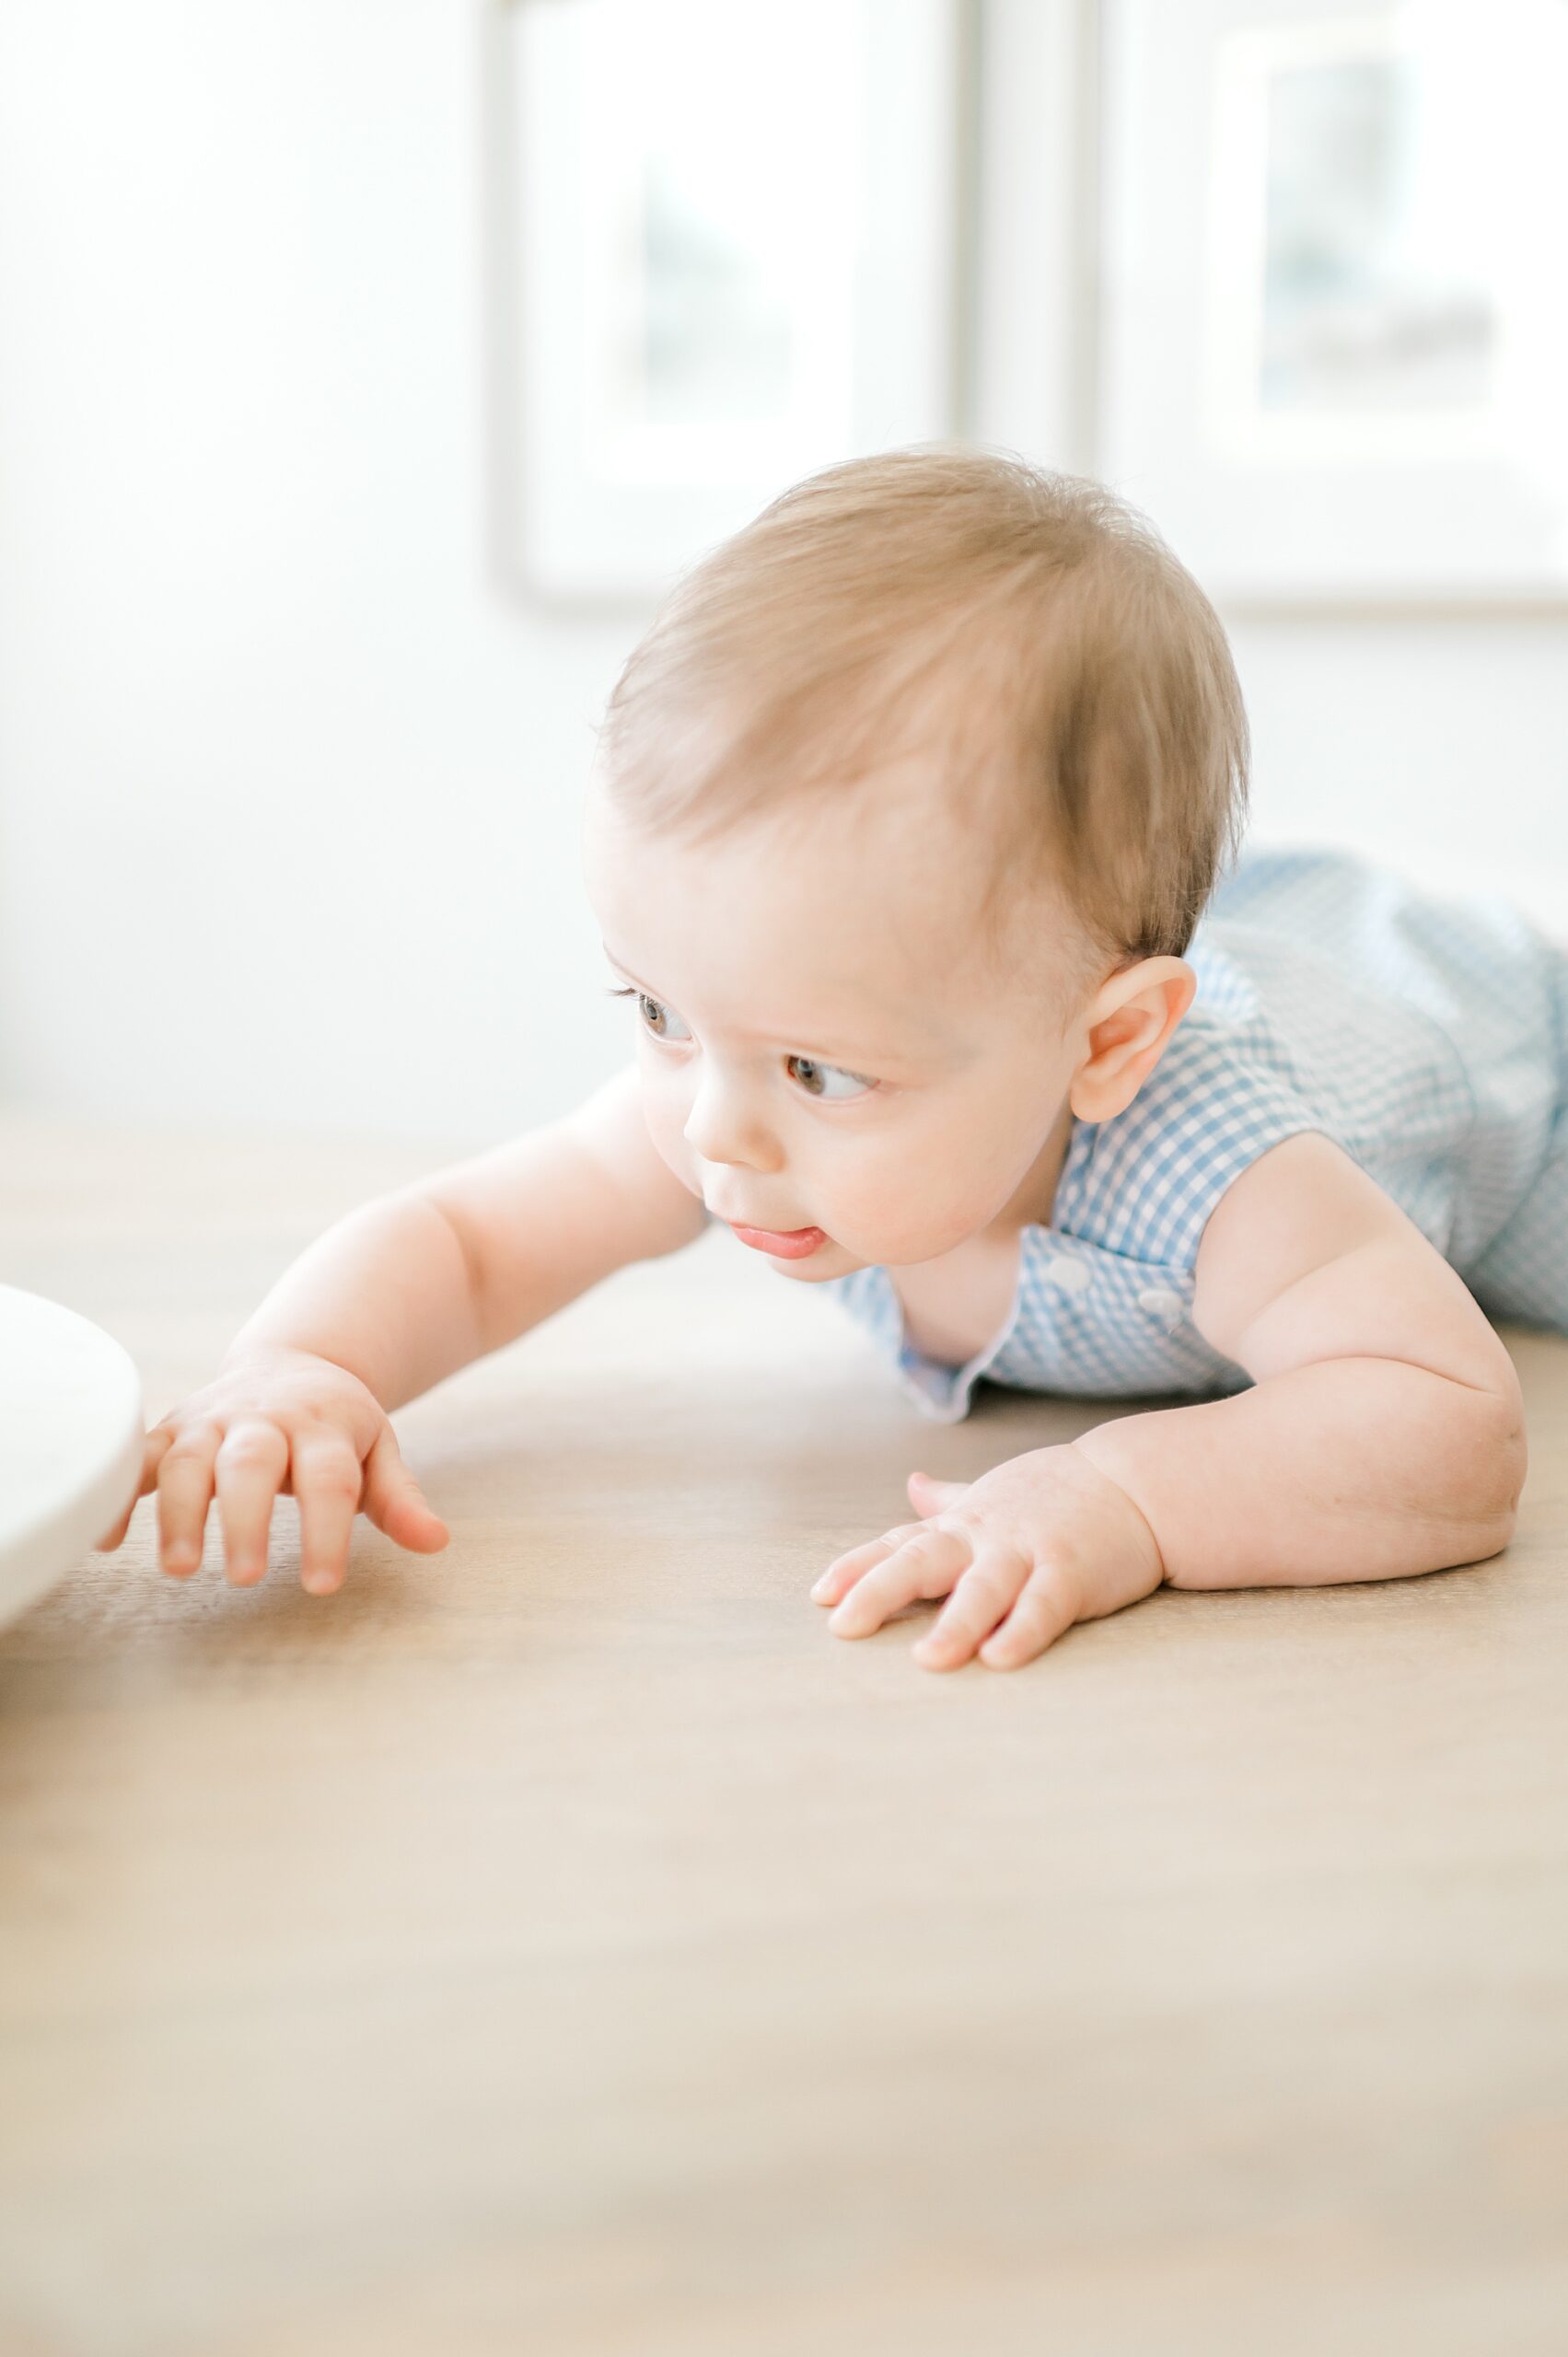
[[596, 444, 1249, 972]]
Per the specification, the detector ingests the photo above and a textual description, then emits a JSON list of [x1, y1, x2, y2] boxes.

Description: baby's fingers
[[827, 1524, 971, 1641], [213, 1417, 290, 1586], [93, 1426, 173, 1552], [810, 1521, 926, 1609], [912, 1545, 1031, 1672], [155, 1421, 224, 1577], [288, 1423, 366, 1597], [360, 1425, 448, 1554], [978, 1563, 1081, 1671]]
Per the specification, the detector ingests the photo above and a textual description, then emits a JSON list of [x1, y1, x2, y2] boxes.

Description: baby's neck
[[982, 1097, 1075, 1239]]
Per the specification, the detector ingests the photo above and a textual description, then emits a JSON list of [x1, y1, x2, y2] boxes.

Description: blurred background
[[1, 0, 1563, 1155]]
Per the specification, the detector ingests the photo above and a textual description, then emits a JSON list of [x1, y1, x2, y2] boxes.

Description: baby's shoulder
[[1050, 978, 1330, 1272]]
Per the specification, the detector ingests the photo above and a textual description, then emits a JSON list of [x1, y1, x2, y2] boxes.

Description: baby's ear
[[1069, 957, 1195, 1124]]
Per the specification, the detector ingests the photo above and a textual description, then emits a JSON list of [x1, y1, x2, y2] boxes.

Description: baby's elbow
[[1467, 1375, 1528, 1555]]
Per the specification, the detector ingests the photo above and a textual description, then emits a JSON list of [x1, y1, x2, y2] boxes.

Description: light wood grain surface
[[2, 1110, 1566, 2357]]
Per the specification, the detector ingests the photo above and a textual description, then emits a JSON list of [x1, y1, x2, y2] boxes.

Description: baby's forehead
[[628, 768, 974, 942], [588, 769, 1065, 1042]]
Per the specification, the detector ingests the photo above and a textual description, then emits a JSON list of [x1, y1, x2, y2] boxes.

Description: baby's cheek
[[639, 1091, 703, 1198], [830, 1161, 983, 1264]]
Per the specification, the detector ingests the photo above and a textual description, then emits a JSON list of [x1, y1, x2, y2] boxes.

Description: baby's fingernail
[[810, 1574, 830, 1600], [302, 1566, 339, 1596]]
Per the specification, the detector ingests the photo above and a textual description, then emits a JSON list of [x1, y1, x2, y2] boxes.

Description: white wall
[[1236, 615, 1568, 926], [2, 2, 1564, 1156], [0, 0, 638, 1157]]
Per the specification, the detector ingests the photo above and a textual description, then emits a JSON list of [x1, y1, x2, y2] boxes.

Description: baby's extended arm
[[230, 1062, 708, 1410], [815, 1133, 1527, 1668], [99, 1065, 707, 1588]]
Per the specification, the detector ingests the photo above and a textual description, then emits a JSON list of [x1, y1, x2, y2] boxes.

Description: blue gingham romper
[[819, 845, 1568, 1422]]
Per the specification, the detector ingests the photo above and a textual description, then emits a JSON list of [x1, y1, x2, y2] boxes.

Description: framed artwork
[[1098, 0, 1568, 603], [494, 0, 969, 603]]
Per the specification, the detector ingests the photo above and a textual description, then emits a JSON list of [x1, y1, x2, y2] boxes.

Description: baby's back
[[1199, 844, 1568, 1288]]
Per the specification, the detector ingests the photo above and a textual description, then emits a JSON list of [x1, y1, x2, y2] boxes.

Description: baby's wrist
[[219, 1334, 340, 1377]]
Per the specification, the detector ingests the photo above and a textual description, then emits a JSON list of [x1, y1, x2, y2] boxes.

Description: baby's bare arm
[[411, 1061, 708, 1382], [101, 1062, 704, 1591], [1073, 1132, 1527, 1588], [230, 1061, 705, 1408], [814, 1134, 1527, 1671]]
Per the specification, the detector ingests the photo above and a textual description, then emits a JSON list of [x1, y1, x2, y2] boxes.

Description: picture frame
[[1098, 0, 1568, 606], [492, 0, 970, 606]]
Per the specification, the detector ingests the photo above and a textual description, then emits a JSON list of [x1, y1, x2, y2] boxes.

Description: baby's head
[[582, 446, 1248, 1278]]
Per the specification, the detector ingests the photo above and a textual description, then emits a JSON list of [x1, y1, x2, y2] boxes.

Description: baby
[[97, 447, 1556, 1670]]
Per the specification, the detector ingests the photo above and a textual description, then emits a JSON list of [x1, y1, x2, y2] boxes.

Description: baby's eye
[[635, 990, 691, 1043], [786, 1054, 874, 1101], [605, 982, 691, 1043]]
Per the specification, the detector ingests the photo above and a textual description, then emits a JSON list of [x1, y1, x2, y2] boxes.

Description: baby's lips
[[726, 1220, 827, 1260]]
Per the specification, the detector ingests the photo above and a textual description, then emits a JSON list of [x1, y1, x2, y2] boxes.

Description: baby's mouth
[[726, 1221, 828, 1261]]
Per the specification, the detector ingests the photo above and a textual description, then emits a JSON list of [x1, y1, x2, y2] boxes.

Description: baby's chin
[[762, 1236, 861, 1281], [740, 1221, 982, 1278], [762, 1233, 951, 1281]]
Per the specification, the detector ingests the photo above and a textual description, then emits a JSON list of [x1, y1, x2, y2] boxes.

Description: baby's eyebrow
[[600, 945, 930, 1074]]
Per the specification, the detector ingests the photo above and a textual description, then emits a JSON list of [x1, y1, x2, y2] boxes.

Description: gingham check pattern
[[820, 845, 1568, 1423]]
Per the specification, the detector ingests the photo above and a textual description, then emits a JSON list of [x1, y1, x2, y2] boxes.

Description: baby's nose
[[682, 1077, 781, 1171]]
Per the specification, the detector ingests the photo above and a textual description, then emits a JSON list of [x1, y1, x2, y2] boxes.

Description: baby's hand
[[811, 1444, 1165, 1671], [91, 1347, 448, 1596]]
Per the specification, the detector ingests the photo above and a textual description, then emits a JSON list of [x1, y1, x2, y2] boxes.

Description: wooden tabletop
[[2, 1109, 1566, 2357]]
